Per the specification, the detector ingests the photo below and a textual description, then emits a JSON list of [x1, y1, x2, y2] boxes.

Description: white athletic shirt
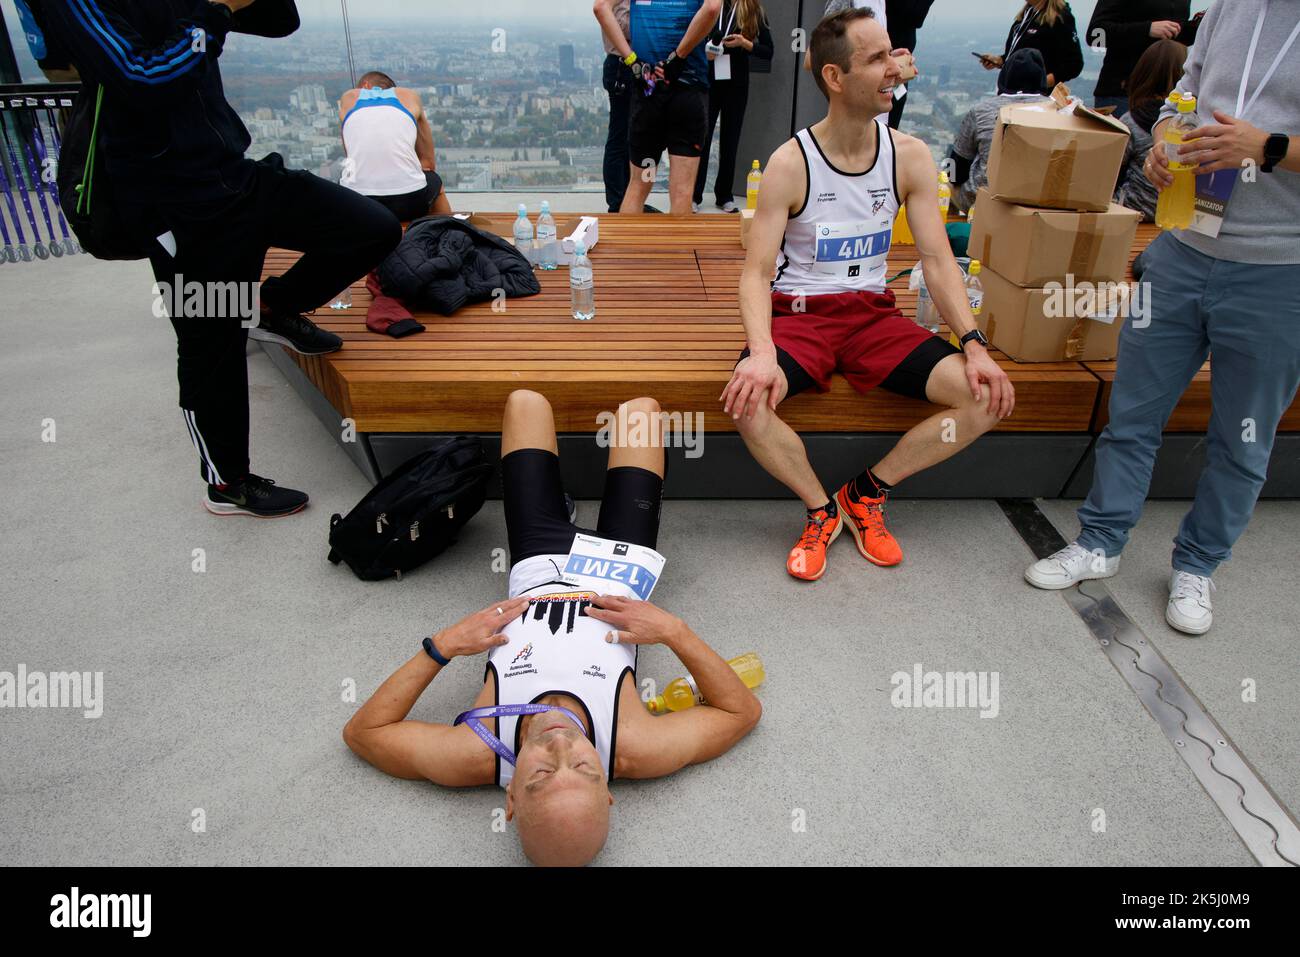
[[772, 119, 900, 297], [485, 555, 639, 789], [340, 88, 427, 197]]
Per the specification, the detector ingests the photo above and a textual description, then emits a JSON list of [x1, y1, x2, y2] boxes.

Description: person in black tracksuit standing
[[692, 0, 773, 212], [978, 1, 1084, 90], [1086, 1, 1201, 116], [42, 0, 402, 518]]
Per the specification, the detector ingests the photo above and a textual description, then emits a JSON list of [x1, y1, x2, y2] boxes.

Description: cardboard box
[[985, 85, 1130, 212], [740, 207, 755, 248], [978, 263, 1127, 362], [968, 188, 1139, 286], [558, 215, 599, 265]]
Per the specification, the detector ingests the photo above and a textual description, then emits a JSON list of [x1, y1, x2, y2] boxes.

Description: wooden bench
[[261, 215, 1300, 496]]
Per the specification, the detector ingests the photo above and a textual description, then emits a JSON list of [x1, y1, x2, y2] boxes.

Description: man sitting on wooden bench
[[721, 6, 1015, 582], [338, 71, 452, 221], [343, 391, 761, 866]]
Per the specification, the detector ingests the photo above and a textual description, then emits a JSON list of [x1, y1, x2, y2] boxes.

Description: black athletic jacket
[[1087, 1, 1201, 99], [40, 0, 299, 204], [1002, 3, 1084, 86], [885, 0, 936, 54]]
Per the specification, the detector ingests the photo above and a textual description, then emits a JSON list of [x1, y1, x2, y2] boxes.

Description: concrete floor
[[0, 252, 1294, 867]]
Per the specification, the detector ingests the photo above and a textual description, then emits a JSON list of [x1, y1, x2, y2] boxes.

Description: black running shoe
[[249, 310, 343, 355], [205, 474, 309, 518]]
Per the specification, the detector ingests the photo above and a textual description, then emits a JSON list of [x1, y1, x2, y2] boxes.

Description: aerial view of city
[[3, 1, 1202, 197]]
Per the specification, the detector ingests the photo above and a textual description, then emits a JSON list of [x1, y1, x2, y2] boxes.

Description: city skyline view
[[2, 1, 1213, 195]]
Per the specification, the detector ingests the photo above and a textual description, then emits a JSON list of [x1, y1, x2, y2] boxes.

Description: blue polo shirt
[[630, 0, 709, 88]]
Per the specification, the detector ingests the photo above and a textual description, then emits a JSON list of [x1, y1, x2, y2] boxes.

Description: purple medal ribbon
[[454, 703, 586, 766]]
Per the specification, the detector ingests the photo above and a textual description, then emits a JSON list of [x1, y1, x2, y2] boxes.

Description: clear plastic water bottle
[[512, 204, 534, 266], [570, 242, 594, 321], [909, 263, 939, 333], [328, 285, 352, 310], [537, 201, 558, 270]]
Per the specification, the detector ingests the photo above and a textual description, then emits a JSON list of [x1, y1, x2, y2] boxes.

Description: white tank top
[[772, 120, 900, 296], [340, 88, 428, 197], [485, 554, 639, 789]]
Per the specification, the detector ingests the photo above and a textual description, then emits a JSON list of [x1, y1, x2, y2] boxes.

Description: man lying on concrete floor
[[343, 390, 761, 866]]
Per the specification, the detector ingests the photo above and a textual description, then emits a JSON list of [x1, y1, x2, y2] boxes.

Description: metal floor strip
[[998, 499, 1300, 868]]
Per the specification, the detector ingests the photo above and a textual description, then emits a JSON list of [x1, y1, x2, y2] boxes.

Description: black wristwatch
[[959, 329, 989, 351], [1261, 134, 1290, 173]]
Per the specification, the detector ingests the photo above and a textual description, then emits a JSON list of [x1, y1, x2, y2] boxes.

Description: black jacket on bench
[[376, 216, 542, 317], [41, 0, 300, 205]]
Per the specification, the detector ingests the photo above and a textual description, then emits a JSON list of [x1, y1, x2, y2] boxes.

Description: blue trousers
[[1077, 233, 1300, 576]]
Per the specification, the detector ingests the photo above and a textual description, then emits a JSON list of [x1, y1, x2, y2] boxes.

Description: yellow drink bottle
[[646, 653, 766, 714], [746, 160, 762, 209], [938, 171, 952, 218], [1156, 93, 1199, 230]]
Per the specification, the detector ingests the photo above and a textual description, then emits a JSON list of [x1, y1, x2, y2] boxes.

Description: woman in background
[[692, 0, 774, 213], [1114, 39, 1188, 223], [978, 1, 1084, 89]]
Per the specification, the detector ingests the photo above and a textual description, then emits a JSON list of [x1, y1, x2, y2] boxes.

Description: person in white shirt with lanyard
[[344, 390, 761, 866], [723, 7, 1014, 583], [1026, 0, 1300, 636]]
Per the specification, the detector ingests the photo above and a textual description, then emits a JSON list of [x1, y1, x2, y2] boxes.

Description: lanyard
[[1009, 7, 1036, 54], [1236, 1, 1300, 118], [454, 703, 587, 767], [718, 2, 736, 38]]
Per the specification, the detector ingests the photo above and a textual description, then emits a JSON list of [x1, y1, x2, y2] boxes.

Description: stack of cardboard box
[[968, 87, 1140, 362]]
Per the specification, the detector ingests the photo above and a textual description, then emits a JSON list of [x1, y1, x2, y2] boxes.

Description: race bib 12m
[[561, 534, 666, 601]]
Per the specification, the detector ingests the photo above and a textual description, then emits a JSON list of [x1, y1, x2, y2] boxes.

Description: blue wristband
[[422, 635, 451, 666]]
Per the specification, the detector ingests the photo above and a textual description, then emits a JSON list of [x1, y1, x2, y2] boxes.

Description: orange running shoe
[[786, 506, 843, 581], [834, 482, 903, 566]]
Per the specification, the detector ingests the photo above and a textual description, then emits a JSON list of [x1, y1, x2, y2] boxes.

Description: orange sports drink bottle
[[646, 653, 766, 714], [1156, 93, 1199, 230]]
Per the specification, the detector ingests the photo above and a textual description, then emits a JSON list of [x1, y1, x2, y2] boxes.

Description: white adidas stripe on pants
[[182, 410, 225, 486]]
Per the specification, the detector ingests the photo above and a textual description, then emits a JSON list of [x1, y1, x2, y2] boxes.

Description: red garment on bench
[[365, 273, 425, 338]]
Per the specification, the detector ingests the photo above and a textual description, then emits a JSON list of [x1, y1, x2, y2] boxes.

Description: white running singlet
[[340, 88, 427, 197], [772, 119, 901, 297], [484, 555, 639, 789]]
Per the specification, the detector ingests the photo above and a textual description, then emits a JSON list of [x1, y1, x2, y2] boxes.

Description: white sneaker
[[720, 200, 741, 213], [691, 201, 700, 214], [1024, 541, 1120, 590], [1166, 570, 1214, 635]]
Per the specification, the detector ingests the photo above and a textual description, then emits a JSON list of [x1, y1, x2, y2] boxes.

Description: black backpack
[[327, 438, 494, 581], [57, 84, 150, 261]]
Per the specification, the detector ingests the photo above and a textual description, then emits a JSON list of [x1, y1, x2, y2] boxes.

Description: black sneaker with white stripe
[[205, 474, 308, 518], [249, 310, 343, 355]]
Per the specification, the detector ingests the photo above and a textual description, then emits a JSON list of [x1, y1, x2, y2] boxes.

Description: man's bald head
[[506, 711, 614, 866]]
